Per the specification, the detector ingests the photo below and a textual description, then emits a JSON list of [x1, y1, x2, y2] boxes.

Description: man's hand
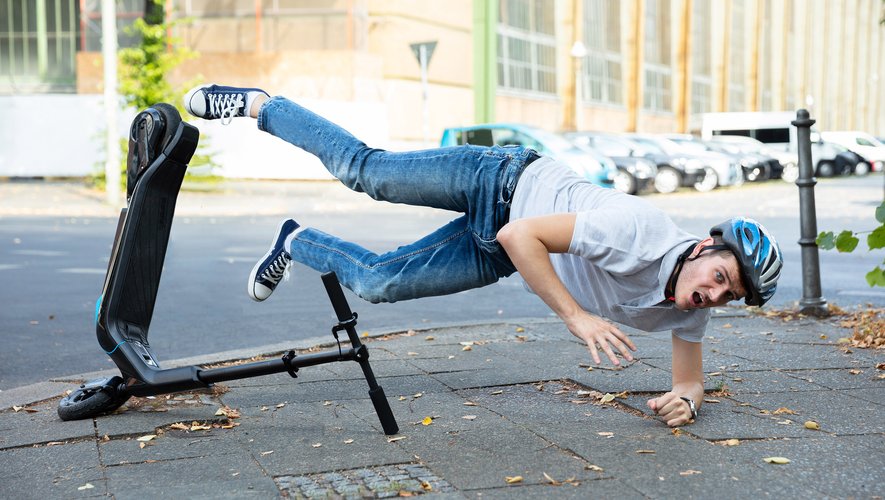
[[647, 392, 694, 427], [566, 312, 636, 366]]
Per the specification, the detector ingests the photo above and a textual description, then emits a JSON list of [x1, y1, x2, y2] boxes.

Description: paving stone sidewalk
[[1, 313, 883, 499]]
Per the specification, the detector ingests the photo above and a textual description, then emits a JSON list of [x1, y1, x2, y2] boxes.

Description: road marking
[[58, 268, 106, 274], [837, 290, 885, 298], [11, 250, 68, 257]]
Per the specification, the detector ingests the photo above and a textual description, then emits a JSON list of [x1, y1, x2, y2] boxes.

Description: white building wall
[[0, 95, 389, 179]]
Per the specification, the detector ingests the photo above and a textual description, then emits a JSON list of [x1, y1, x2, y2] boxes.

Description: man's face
[[673, 241, 747, 310]]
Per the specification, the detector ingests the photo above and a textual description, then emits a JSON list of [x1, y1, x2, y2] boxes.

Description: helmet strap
[[665, 242, 699, 301]]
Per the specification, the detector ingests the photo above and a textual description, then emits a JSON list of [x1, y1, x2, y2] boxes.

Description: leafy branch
[[817, 201, 885, 287]]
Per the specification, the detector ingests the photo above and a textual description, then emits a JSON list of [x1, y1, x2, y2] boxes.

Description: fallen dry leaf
[[311, 443, 322, 448], [679, 470, 702, 476], [421, 481, 432, 491], [169, 423, 189, 431], [704, 399, 721, 404], [504, 476, 523, 484], [599, 393, 615, 404], [462, 345, 473, 351], [136, 434, 157, 442], [276, 403, 286, 409], [515, 327, 525, 333], [190, 423, 212, 431], [459, 341, 474, 346], [462, 415, 477, 420], [260, 450, 274, 456], [543, 472, 560, 485], [398, 396, 408, 401], [586, 464, 604, 472], [636, 450, 655, 454], [463, 401, 477, 406], [597, 432, 614, 437], [516, 335, 528, 341], [876, 363, 885, 371], [77, 483, 94, 491], [773, 407, 797, 415], [323, 401, 332, 406], [407, 352, 420, 356], [848, 369, 862, 375], [804, 421, 820, 430], [490, 390, 503, 395], [343, 439, 354, 444], [413, 393, 424, 398], [421, 416, 433, 426], [387, 436, 407, 443], [12, 406, 23, 412], [763, 456, 790, 464], [138, 442, 146, 449]]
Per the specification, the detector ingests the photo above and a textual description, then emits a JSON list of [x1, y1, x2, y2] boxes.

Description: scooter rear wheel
[[57, 376, 130, 421]]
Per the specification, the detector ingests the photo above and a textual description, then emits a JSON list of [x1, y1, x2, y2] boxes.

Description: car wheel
[[613, 170, 637, 194], [654, 167, 681, 194], [817, 161, 835, 177], [854, 161, 871, 176], [693, 167, 718, 192], [780, 163, 799, 183]]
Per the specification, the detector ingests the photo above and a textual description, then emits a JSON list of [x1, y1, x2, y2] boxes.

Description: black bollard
[[791, 109, 828, 316]]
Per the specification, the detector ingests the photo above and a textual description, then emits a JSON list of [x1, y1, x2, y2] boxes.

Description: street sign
[[410, 41, 437, 66]]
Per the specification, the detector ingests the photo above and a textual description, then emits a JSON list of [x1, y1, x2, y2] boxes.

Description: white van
[[820, 131, 885, 172]]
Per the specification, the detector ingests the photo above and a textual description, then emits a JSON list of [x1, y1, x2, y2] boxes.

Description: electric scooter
[[57, 103, 399, 435]]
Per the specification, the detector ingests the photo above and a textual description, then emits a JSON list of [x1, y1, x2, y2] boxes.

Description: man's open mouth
[[692, 291, 703, 307]]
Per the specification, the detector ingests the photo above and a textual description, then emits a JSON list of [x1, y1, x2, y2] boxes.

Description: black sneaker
[[183, 83, 269, 123], [248, 219, 300, 302]]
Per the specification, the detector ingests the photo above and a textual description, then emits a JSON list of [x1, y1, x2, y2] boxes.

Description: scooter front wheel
[[57, 376, 130, 421]]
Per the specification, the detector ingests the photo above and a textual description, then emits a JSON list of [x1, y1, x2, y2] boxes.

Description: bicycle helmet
[[709, 217, 783, 306]]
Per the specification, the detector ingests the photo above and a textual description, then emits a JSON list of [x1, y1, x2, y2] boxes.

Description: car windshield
[[528, 127, 581, 153], [628, 137, 666, 155]]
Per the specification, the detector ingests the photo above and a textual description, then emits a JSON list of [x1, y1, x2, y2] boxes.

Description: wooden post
[[674, 0, 692, 132], [625, 0, 644, 132]]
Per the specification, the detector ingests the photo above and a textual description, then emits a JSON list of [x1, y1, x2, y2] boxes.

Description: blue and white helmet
[[710, 217, 783, 306]]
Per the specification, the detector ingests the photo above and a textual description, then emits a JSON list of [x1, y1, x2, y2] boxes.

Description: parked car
[[812, 141, 864, 177], [626, 134, 742, 192], [564, 132, 658, 195], [666, 134, 773, 182], [820, 131, 885, 172], [708, 135, 799, 183], [440, 124, 617, 187]]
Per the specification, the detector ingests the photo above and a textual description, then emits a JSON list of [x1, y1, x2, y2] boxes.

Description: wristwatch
[[679, 396, 698, 419]]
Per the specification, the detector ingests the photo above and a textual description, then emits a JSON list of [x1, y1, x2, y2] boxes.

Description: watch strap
[[679, 396, 698, 419]]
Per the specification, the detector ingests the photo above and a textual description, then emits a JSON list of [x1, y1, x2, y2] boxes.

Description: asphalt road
[[1, 173, 882, 391]]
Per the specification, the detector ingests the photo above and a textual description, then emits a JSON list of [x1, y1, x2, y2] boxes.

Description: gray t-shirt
[[509, 156, 709, 342]]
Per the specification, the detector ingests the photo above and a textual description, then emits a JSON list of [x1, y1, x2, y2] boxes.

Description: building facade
[[1, 0, 883, 177]]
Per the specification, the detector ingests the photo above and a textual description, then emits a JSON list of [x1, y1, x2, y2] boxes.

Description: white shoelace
[[261, 253, 292, 285], [208, 93, 245, 125]]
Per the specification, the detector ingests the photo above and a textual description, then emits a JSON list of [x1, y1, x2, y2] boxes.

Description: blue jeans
[[257, 96, 537, 303]]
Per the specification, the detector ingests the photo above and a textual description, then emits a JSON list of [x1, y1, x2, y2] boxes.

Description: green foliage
[[817, 201, 885, 287], [92, 1, 219, 189]]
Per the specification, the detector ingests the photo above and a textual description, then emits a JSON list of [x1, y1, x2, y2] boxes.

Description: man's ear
[[690, 237, 715, 258]]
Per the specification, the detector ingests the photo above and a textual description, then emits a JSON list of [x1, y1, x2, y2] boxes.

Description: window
[[497, 0, 557, 95], [758, 0, 773, 110], [690, 0, 711, 114], [727, 0, 746, 111], [582, 0, 622, 105], [643, 0, 672, 112], [1, 0, 79, 93]]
